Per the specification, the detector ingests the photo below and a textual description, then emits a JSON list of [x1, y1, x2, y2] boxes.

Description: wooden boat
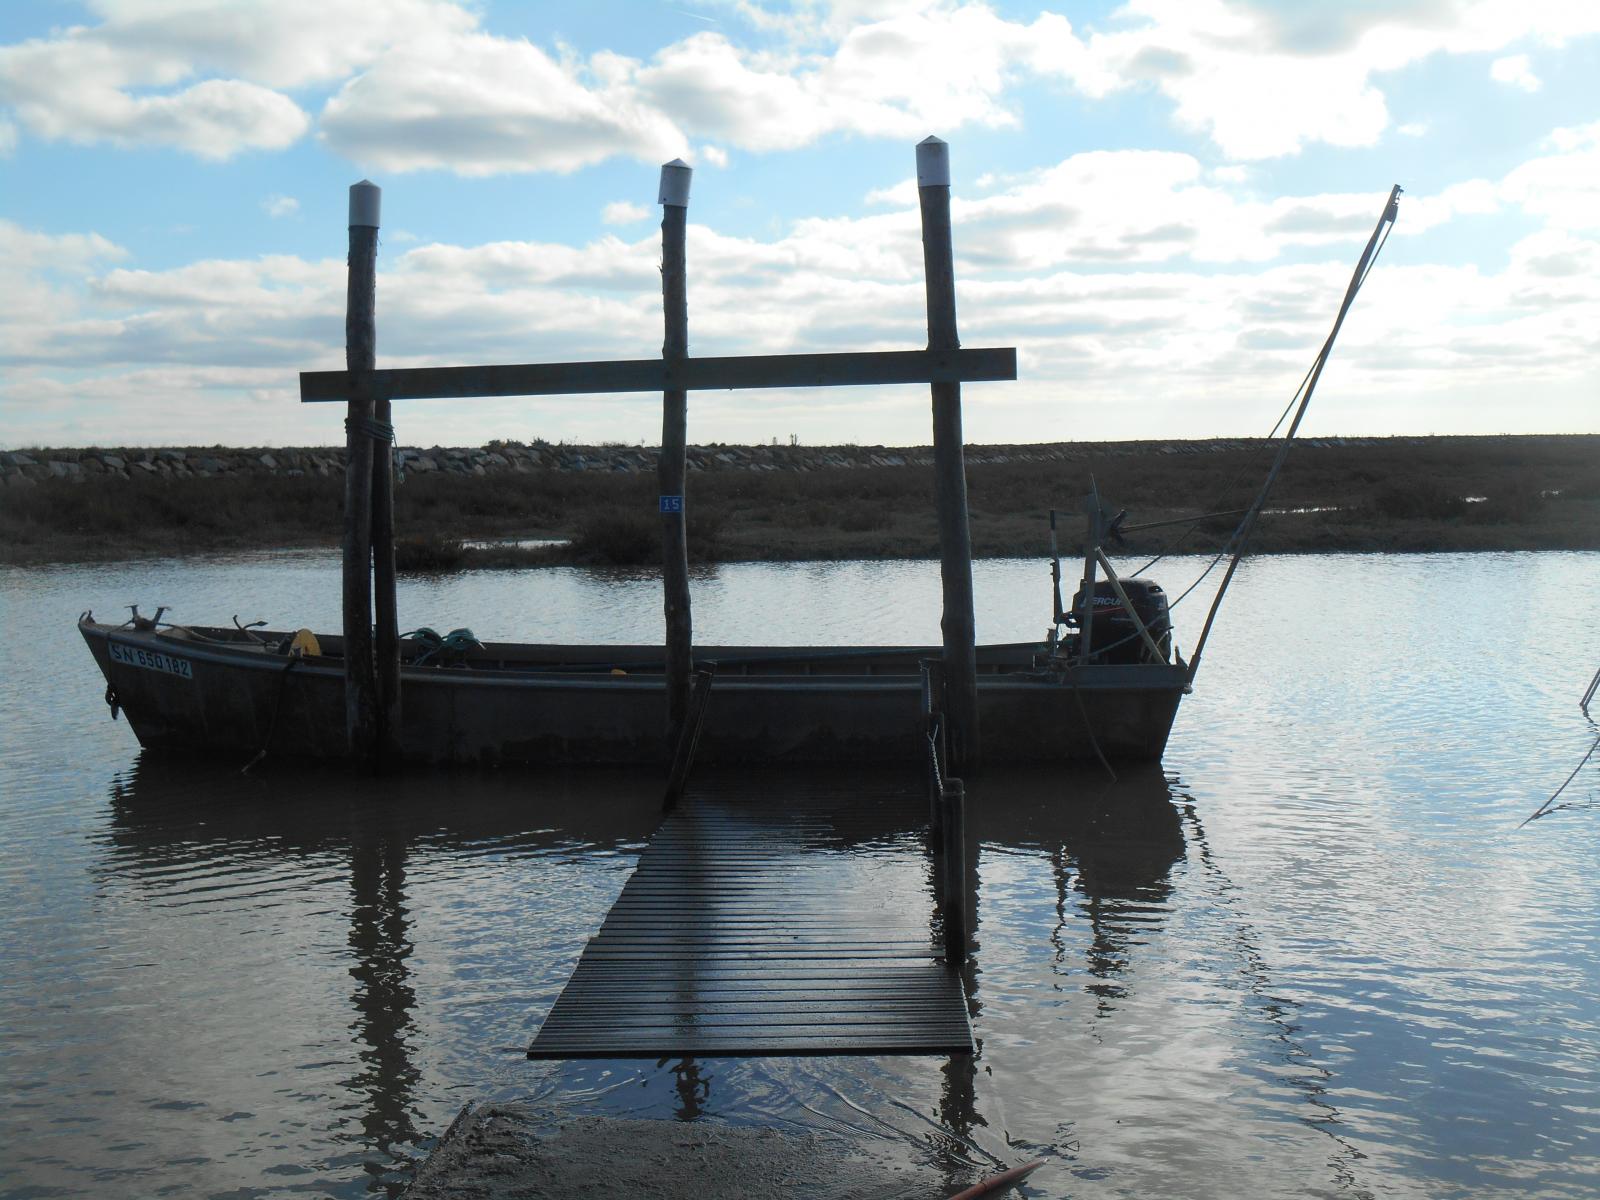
[[79, 614, 1190, 767], [78, 174, 1403, 775]]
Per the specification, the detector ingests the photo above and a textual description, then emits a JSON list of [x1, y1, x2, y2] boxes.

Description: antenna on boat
[[1075, 477, 1105, 664], [1049, 508, 1065, 626]]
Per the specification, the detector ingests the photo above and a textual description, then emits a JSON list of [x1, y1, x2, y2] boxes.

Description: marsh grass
[[4, 435, 1595, 566]]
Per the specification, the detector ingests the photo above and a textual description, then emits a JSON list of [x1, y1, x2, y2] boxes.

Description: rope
[[402, 626, 482, 666], [345, 415, 394, 442], [1070, 674, 1118, 782], [241, 656, 300, 774], [927, 716, 946, 797]]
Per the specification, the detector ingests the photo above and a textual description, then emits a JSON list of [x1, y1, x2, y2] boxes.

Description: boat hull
[[81, 621, 1187, 767]]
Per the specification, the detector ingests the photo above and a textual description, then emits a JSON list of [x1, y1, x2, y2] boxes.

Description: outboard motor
[[1068, 578, 1171, 664]]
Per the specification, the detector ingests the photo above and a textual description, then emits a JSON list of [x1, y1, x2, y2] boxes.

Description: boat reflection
[[967, 763, 1185, 1013], [97, 755, 1187, 1190], [933, 765, 1184, 1156], [101, 753, 665, 1192]]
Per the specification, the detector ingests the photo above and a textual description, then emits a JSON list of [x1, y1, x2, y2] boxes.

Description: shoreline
[[4, 433, 1595, 567]]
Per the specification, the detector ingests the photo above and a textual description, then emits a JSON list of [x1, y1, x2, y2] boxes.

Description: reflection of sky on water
[[2, 551, 1598, 1198]]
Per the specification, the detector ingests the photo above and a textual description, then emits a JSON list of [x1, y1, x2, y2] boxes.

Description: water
[[2, 552, 1597, 1198]]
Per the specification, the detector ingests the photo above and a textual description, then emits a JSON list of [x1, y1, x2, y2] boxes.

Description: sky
[[1, 0, 1597, 450]]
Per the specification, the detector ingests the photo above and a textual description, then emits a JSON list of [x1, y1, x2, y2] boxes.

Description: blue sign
[[659, 495, 684, 513]]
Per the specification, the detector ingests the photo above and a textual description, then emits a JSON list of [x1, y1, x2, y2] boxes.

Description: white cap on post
[[349, 179, 381, 228], [658, 158, 693, 207], [916, 136, 949, 188]]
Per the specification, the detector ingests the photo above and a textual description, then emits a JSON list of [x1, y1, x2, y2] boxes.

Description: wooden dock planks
[[527, 773, 973, 1058]]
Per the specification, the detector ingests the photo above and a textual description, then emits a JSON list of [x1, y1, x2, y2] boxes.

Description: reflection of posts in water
[[346, 832, 421, 1177], [939, 1049, 980, 1140], [938, 786, 985, 1156], [1070, 777, 1182, 1019], [937, 1048, 982, 1196], [967, 766, 1184, 1020], [100, 757, 668, 1191], [666, 1056, 710, 1122]]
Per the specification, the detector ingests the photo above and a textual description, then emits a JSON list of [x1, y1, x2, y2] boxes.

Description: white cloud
[[263, 194, 300, 218], [311, 5, 1076, 176], [864, 177, 917, 206], [1490, 52, 1541, 91], [1501, 121, 1600, 231], [0, 45, 309, 159], [0, 0, 469, 158], [318, 34, 688, 174], [0, 223, 130, 417], [697, 143, 729, 168], [85, 0, 475, 88], [602, 201, 651, 225], [5, 123, 1599, 446], [5, 0, 1590, 173], [1049, 0, 1600, 159], [297, 0, 1600, 177]]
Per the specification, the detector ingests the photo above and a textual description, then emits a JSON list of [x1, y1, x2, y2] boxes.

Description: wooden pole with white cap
[[916, 137, 981, 770], [658, 158, 693, 750], [342, 179, 380, 766]]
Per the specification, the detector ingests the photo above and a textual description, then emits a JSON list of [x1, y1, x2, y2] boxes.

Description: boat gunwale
[[82, 620, 1190, 693]]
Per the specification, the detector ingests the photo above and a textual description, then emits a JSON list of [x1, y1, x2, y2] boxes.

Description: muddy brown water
[[2, 552, 1598, 1198]]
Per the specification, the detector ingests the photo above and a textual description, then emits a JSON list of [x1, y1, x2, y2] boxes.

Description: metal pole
[[343, 180, 380, 767], [916, 136, 980, 771], [1049, 508, 1064, 624], [1077, 492, 1100, 665], [658, 159, 693, 750]]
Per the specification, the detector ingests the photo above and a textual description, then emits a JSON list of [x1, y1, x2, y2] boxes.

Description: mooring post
[[659, 158, 694, 750], [358, 184, 401, 767], [917, 136, 980, 771], [940, 778, 968, 965], [342, 180, 381, 767]]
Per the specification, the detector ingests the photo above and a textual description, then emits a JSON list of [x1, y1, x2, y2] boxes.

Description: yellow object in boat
[[288, 628, 321, 657]]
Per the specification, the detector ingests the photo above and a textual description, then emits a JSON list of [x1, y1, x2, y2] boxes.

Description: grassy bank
[[3, 435, 1595, 568]]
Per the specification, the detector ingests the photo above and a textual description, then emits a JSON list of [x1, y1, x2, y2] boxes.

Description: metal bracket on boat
[[104, 684, 120, 721], [232, 615, 269, 643], [126, 604, 168, 632]]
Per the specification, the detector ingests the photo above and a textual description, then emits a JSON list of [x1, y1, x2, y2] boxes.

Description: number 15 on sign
[[659, 495, 684, 514]]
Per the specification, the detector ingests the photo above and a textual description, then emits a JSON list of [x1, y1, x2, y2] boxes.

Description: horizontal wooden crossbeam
[[301, 347, 1016, 403]]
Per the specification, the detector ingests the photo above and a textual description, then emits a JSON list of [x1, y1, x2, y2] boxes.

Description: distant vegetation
[[3, 435, 1595, 567]]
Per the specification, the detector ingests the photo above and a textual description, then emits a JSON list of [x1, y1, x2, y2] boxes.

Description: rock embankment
[[0, 436, 1384, 488]]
